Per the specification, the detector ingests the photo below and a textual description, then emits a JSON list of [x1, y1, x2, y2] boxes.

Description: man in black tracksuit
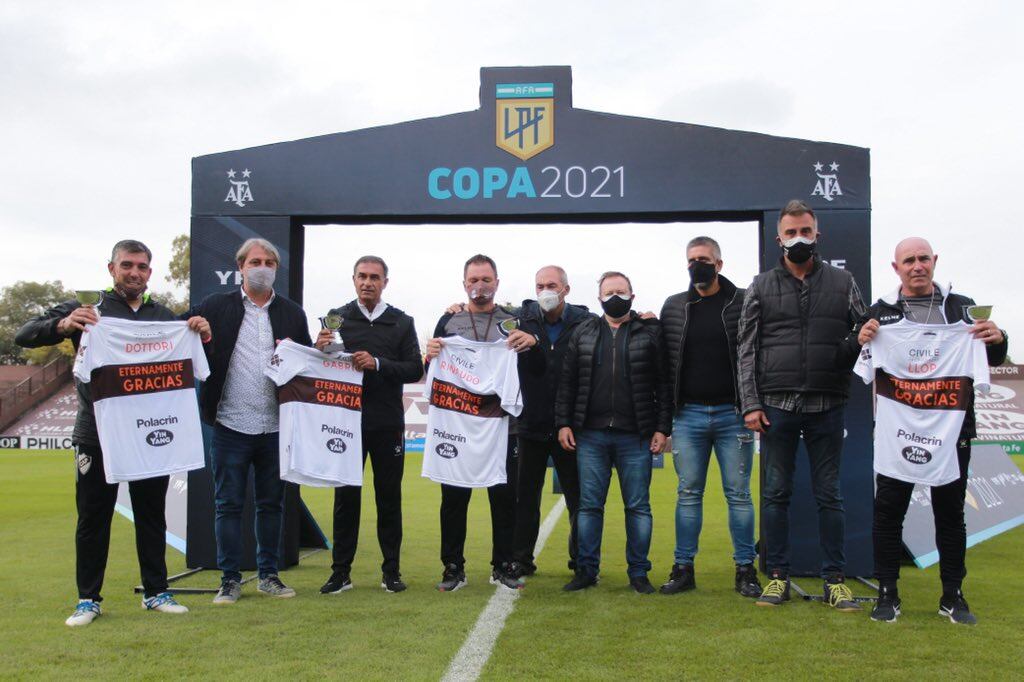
[[15, 239, 210, 626], [315, 256, 423, 594], [509, 265, 595, 579], [425, 254, 543, 592], [839, 236, 1008, 625]]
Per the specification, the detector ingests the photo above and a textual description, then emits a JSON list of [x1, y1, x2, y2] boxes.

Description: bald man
[[842, 237, 1008, 625]]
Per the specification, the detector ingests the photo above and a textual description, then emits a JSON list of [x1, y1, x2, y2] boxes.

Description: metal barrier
[[0, 356, 72, 432]]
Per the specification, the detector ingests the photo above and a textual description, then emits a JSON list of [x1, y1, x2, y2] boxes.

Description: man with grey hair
[[315, 255, 423, 595], [658, 236, 760, 598], [737, 200, 867, 611], [189, 237, 313, 604], [16, 239, 210, 625], [508, 265, 595, 580]]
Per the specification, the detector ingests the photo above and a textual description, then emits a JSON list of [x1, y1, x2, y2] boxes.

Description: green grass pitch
[[1, 449, 1022, 679]]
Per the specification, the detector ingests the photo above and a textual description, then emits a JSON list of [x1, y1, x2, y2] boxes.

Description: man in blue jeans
[[189, 238, 313, 604], [556, 271, 672, 594], [658, 237, 760, 597], [737, 200, 867, 610]]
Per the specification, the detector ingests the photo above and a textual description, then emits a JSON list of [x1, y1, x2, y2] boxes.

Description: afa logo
[[810, 161, 843, 202], [225, 168, 253, 208], [496, 83, 554, 161]]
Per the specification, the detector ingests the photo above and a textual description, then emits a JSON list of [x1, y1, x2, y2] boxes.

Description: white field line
[[440, 496, 567, 682]]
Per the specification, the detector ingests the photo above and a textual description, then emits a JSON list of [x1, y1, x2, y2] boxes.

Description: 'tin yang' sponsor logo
[[326, 438, 347, 454], [435, 442, 459, 459], [901, 446, 932, 465], [146, 429, 174, 447]]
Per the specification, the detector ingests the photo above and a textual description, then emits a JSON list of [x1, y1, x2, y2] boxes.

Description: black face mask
[[782, 239, 816, 264], [600, 294, 633, 318], [688, 261, 718, 289]]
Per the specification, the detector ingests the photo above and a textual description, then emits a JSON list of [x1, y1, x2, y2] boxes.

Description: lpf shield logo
[[496, 82, 554, 160]]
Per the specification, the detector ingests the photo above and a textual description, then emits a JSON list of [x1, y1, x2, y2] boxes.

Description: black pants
[[331, 429, 405, 576], [873, 441, 970, 593], [512, 436, 580, 569], [74, 443, 169, 601], [440, 439, 518, 570]]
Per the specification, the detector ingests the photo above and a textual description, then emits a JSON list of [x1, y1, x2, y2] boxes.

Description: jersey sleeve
[[853, 339, 875, 385], [969, 334, 991, 393], [264, 342, 302, 386], [497, 346, 524, 417], [187, 326, 211, 381], [72, 325, 102, 383]]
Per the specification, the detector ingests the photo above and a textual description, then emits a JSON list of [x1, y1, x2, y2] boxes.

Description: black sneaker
[[320, 573, 353, 595], [870, 586, 901, 622], [563, 573, 598, 592], [510, 560, 537, 578], [659, 563, 696, 595], [381, 573, 407, 593], [755, 571, 791, 607], [735, 564, 762, 598], [490, 568, 524, 591], [630, 576, 656, 594], [437, 564, 467, 592], [939, 590, 977, 625], [824, 574, 861, 612]]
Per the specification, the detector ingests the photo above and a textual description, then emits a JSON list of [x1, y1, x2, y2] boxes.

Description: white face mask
[[782, 236, 815, 248], [537, 289, 562, 312], [246, 265, 276, 292]]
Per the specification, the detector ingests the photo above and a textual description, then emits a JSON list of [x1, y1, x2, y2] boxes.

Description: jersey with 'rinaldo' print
[[854, 319, 990, 486], [422, 336, 522, 488], [72, 317, 209, 483], [265, 339, 364, 487]]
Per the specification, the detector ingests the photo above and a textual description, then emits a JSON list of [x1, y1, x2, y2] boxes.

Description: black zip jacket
[[555, 312, 673, 438], [188, 290, 312, 425], [329, 300, 423, 432], [14, 290, 178, 447], [837, 284, 1009, 439], [660, 275, 744, 411], [516, 300, 596, 441]]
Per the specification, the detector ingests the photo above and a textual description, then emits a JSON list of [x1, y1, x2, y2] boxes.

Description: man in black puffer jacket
[[737, 200, 867, 611], [556, 271, 672, 594], [658, 236, 760, 599]]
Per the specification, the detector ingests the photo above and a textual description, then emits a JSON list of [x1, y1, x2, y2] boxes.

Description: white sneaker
[[142, 592, 189, 614], [66, 599, 101, 627]]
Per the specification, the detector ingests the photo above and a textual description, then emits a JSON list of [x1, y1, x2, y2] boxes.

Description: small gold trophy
[[966, 305, 993, 322], [75, 290, 103, 318], [319, 313, 345, 353]]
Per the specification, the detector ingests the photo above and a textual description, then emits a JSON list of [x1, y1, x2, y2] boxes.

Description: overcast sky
[[2, 2, 1021, 355]]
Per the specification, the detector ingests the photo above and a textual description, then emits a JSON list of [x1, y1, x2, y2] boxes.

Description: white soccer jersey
[[421, 336, 522, 488], [854, 319, 990, 486], [264, 340, 364, 487], [72, 317, 209, 483]]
